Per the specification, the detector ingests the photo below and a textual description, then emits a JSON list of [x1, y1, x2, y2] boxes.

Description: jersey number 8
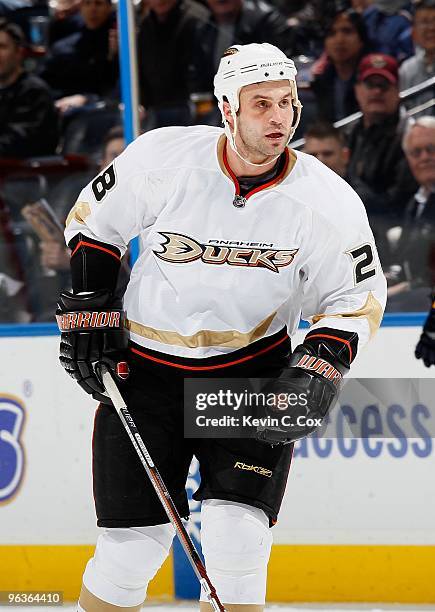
[[92, 164, 116, 202]]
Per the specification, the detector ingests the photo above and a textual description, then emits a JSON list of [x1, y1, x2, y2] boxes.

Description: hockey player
[[57, 43, 387, 612]]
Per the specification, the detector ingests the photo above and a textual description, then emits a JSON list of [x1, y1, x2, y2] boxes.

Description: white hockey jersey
[[65, 125, 387, 360]]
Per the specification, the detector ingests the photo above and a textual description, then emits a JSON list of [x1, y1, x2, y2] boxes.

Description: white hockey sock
[[200, 499, 273, 604], [83, 524, 175, 607]]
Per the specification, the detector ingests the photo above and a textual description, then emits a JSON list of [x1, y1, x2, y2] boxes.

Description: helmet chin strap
[[225, 111, 281, 168]]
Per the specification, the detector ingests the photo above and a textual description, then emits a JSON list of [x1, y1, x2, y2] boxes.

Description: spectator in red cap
[[345, 52, 417, 223]]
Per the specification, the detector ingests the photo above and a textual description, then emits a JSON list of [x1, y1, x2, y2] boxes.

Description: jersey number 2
[[349, 244, 376, 284]]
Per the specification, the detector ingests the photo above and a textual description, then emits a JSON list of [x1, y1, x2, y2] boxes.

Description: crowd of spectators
[[0, 0, 434, 321]]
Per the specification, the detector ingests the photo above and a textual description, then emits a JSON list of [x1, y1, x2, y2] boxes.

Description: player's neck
[[225, 140, 280, 177]]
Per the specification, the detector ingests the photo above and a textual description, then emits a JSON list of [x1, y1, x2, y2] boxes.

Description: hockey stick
[[100, 365, 226, 612]]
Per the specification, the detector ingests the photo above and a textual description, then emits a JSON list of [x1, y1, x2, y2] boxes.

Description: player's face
[[232, 81, 294, 162], [405, 126, 435, 189], [303, 136, 349, 177]]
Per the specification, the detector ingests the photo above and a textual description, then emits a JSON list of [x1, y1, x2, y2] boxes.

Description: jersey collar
[[217, 134, 296, 201]]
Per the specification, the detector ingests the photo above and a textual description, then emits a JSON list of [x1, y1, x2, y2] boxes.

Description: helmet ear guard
[[289, 79, 302, 137], [214, 43, 303, 156]]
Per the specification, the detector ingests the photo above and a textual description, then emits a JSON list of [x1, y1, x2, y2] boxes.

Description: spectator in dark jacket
[[346, 53, 417, 222], [0, 19, 58, 157], [40, 0, 118, 114], [386, 116, 435, 310], [189, 0, 298, 102], [311, 7, 369, 122], [138, 0, 209, 128]]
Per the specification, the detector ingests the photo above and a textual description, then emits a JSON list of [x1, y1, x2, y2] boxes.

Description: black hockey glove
[[256, 342, 349, 445], [415, 297, 435, 368], [56, 289, 129, 404]]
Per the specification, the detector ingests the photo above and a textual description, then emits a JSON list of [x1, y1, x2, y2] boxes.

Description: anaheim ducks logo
[[153, 232, 298, 274]]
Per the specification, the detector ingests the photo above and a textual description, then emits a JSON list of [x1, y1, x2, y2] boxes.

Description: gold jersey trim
[[65, 201, 91, 228], [312, 292, 383, 338], [125, 311, 277, 349]]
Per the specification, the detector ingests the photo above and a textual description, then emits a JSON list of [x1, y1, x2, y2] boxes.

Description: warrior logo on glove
[[57, 310, 122, 331], [295, 353, 343, 384]]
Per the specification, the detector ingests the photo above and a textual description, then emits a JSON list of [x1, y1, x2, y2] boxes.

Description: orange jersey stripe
[[222, 143, 240, 194], [70, 240, 121, 262]]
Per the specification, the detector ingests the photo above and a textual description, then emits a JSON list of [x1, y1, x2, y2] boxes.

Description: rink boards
[[0, 324, 434, 603]]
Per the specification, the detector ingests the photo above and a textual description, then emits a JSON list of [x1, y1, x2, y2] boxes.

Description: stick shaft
[[100, 366, 225, 612]]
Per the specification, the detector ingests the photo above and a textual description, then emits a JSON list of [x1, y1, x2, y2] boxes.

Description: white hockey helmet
[[213, 43, 302, 154]]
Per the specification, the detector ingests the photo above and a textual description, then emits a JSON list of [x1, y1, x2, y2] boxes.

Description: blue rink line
[[0, 313, 427, 337]]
